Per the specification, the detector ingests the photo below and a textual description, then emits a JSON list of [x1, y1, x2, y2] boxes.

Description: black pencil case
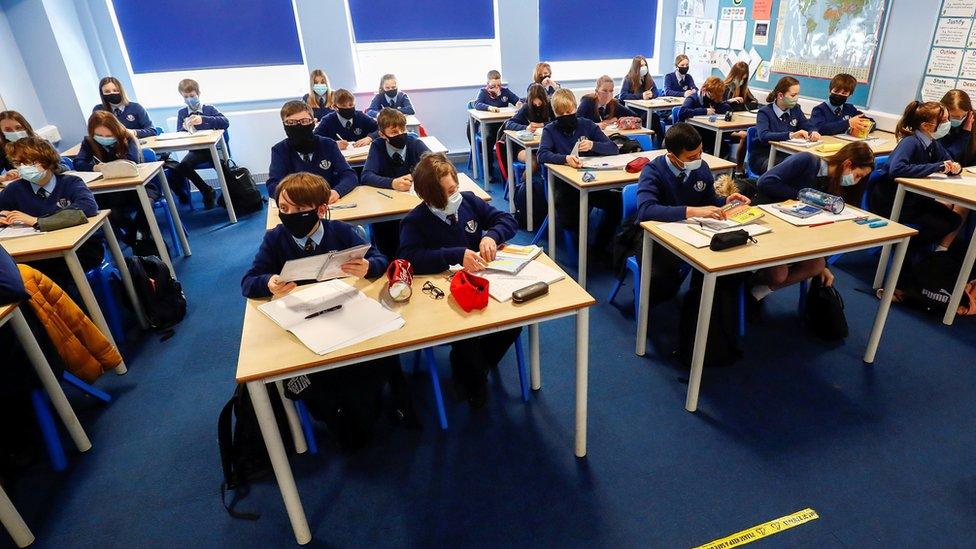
[[709, 229, 752, 251]]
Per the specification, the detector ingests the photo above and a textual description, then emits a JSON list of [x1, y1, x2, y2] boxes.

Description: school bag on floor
[[216, 159, 265, 215], [124, 255, 186, 338], [803, 277, 848, 341], [607, 133, 643, 154], [903, 251, 961, 313]]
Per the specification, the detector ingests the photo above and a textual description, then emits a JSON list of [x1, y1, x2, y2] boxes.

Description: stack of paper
[[481, 260, 565, 302], [64, 171, 103, 184], [156, 130, 214, 141], [785, 138, 818, 147], [340, 144, 372, 158], [0, 226, 41, 239], [835, 133, 879, 143], [258, 280, 404, 355], [758, 204, 859, 226], [657, 222, 771, 248]]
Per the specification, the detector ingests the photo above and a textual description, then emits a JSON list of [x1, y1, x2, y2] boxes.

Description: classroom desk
[[81, 161, 189, 275], [405, 114, 421, 134], [0, 302, 92, 548], [340, 136, 448, 168], [635, 208, 916, 412], [235, 253, 595, 543], [503, 126, 654, 232], [64, 130, 236, 224], [2, 210, 147, 373], [686, 112, 758, 156], [545, 150, 736, 288], [767, 132, 897, 171], [467, 108, 518, 187], [623, 97, 685, 129], [266, 173, 490, 230], [874, 174, 976, 325]]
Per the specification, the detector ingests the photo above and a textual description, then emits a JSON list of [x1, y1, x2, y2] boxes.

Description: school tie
[[391, 152, 404, 165], [676, 171, 687, 184], [304, 238, 315, 253], [36, 187, 48, 199], [834, 107, 843, 117], [447, 214, 458, 225], [780, 112, 790, 123], [114, 108, 123, 118], [599, 106, 606, 120], [345, 120, 353, 130]]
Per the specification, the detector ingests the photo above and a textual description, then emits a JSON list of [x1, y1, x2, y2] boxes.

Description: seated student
[[313, 88, 378, 148], [172, 78, 225, 208], [749, 76, 821, 176], [1, 111, 39, 184], [0, 137, 102, 285], [397, 153, 519, 408], [677, 76, 732, 122], [619, 55, 666, 141], [871, 101, 962, 252], [663, 55, 698, 98], [366, 74, 415, 118], [939, 89, 976, 165], [722, 62, 759, 112], [810, 73, 873, 137], [475, 70, 522, 112], [530, 62, 561, 96], [91, 77, 156, 138], [302, 69, 335, 122], [505, 83, 553, 166], [577, 75, 639, 129], [757, 141, 875, 205], [0, 244, 26, 304], [538, 89, 622, 248], [266, 100, 357, 201], [361, 108, 430, 257]]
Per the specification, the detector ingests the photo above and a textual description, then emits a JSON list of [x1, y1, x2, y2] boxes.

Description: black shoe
[[201, 185, 217, 210]]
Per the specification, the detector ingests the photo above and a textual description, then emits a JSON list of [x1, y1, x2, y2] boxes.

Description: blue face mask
[[313, 84, 329, 96], [94, 135, 118, 147], [950, 117, 964, 128], [185, 96, 201, 109], [841, 172, 856, 187], [3, 130, 28, 142], [18, 164, 46, 184], [932, 121, 952, 140]]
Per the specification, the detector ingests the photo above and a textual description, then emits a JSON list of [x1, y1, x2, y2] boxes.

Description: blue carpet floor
[[4, 165, 976, 548]]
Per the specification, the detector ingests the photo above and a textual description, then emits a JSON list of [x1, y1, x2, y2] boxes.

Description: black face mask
[[386, 133, 407, 150], [828, 93, 847, 107], [385, 88, 398, 99], [279, 209, 320, 240], [556, 114, 578, 134], [677, 66, 689, 75], [284, 124, 316, 154], [337, 107, 356, 119], [102, 92, 123, 105], [530, 104, 547, 122]]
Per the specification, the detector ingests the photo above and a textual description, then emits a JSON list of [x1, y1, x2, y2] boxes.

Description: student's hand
[[726, 193, 751, 205], [565, 156, 583, 168], [642, 90, 654, 100], [340, 259, 369, 278], [354, 137, 372, 147], [392, 175, 413, 192], [706, 108, 716, 115], [528, 122, 544, 131], [479, 236, 498, 262], [945, 160, 962, 174], [848, 115, 865, 131], [515, 100, 524, 109], [965, 111, 975, 132], [686, 206, 723, 219], [188, 115, 203, 127], [598, 120, 613, 130], [684, 89, 696, 97], [541, 77, 553, 88], [1, 170, 18, 182], [2, 211, 37, 227], [809, 131, 821, 142], [790, 130, 810, 140], [488, 106, 500, 113], [337, 139, 349, 150], [578, 138, 593, 153], [463, 249, 488, 272], [819, 267, 835, 288], [329, 190, 340, 204], [728, 97, 744, 104], [268, 275, 297, 297]]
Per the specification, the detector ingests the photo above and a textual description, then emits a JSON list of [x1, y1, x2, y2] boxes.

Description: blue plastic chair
[[671, 106, 682, 127], [60, 156, 74, 171], [494, 140, 524, 202], [607, 184, 642, 318], [744, 126, 762, 180], [32, 390, 67, 471], [86, 247, 125, 343], [631, 133, 655, 151], [143, 148, 187, 257]]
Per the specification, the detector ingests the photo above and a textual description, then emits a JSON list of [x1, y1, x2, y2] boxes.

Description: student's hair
[[178, 78, 200, 95], [378, 73, 397, 93], [0, 111, 36, 146], [700, 76, 725, 100], [829, 73, 857, 95], [583, 75, 618, 118], [307, 69, 334, 109], [551, 88, 577, 115], [276, 172, 331, 206], [280, 100, 314, 121], [98, 76, 129, 110], [895, 100, 946, 138], [333, 88, 355, 106], [625, 55, 653, 94], [941, 89, 976, 164], [377, 107, 407, 132], [823, 141, 875, 195], [412, 152, 457, 209], [525, 83, 553, 123], [533, 62, 552, 84], [766, 76, 800, 104], [5, 137, 64, 174], [674, 54, 689, 66], [86, 111, 131, 159], [487, 70, 501, 81], [722, 62, 755, 103], [664, 123, 703, 155]]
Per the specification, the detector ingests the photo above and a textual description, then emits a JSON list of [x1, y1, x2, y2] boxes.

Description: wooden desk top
[[2, 210, 109, 257], [62, 130, 224, 157], [236, 253, 596, 382], [773, 132, 897, 158], [686, 112, 758, 130], [343, 136, 448, 165], [545, 150, 736, 189], [504, 126, 654, 147], [0, 303, 15, 324], [642, 206, 916, 273], [266, 173, 490, 230], [81, 162, 162, 193], [405, 115, 421, 127], [896, 174, 976, 207], [624, 97, 685, 109], [467, 108, 518, 122]]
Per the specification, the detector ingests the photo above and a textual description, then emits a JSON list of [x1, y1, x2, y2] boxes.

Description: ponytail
[[896, 100, 943, 139], [766, 76, 799, 104]]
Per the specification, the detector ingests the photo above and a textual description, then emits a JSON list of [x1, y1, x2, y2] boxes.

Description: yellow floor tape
[[693, 508, 819, 549]]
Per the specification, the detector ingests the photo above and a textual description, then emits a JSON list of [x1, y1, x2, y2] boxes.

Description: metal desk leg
[[685, 273, 717, 412], [468, 116, 479, 181], [134, 185, 174, 274], [547, 170, 557, 261], [713, 128, 723, 157], [873, 184, 906, 288], [102, 219, 148, 330], [578, 189, 589, 288], [635, 233, 654, 356], [157, 169, 192, 256], [574, 308, 589, 458], [211, 143, 237, 223], [248, 381, 311, 545], [767, 146, 777, 172], [505, 136, 515, 214], [0, 485, 33, 548], [275, 381, 308, 455], [65, 250, 127, 375], [944, 220, 976, 325], [481, 122, 491, 190], [865, 237, 910, 363], [529, 323, 541, 390], [525, 146, 535, 232]]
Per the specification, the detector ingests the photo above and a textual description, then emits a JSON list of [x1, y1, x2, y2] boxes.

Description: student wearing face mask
[[619, 55, 666, 142], [938, 89, 976, 165], [530, 62, 561, 96], [171, 79, 226, 208], [677, 76, 732, 122], [721, 62, 758, 112], [505, 83, 553, 168], [663, 55, 698, 98], [750, 76, 821, 175], [92, 77, 156, 138], [475, 70, 522, 112], [810, 73, 873, 137], [871, 100, 963, 252], [314, 89, 378, 149], [302, 69, 335, 122], [366, 74, 415, 118], [1, 111, 39, 184], [577, 75, 639, 129], [758, 141, 875, 206], [266, 100, 357, 201], [396, 153, 519, 409]]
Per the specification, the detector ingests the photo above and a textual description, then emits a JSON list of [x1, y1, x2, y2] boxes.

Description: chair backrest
[[743, 126, 760, 178], [671, 106, 681, 124], [60, 156, 74, 170], [494, 140, 508, 180], [154, 126, 164, 136], [622, 183, 638, 219], [142, 148, 158, 162], [467, 100, 475, 109], [631, 134, 654, 151]]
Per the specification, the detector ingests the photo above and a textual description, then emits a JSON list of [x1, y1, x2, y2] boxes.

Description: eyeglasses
[[422, 281, 444, 299], [283, 118, 314, 127]]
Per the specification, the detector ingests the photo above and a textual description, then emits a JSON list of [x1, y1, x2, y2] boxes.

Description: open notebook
[[480, 259, 565, 302], [0, 226, 41, 239], [155, 130, 215, 141], [340, 144, 372, 159], [278, 244, 372, 283]]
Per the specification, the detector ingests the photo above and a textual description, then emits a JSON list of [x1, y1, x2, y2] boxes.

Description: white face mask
[[3, 130, 28, 142], [932, 121, 952, 140], [639, 66, 648, 77], [437, 190, 463, 217], [683, 158, 703, 171], [841, 172, 856, 187]]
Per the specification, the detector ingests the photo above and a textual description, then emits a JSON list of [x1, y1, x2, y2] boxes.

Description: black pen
[[377, 191, 394, 199], [304, 304, 342, 319]]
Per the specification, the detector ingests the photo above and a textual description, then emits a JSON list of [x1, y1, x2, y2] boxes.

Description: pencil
[[377, 191, 394, 199]]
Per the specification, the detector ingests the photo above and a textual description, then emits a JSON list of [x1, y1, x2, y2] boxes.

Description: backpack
[[124, 255, 186, 335], [514, 173, 548, 230], [216, 159, 265, 215], [607, 133, 643, 154], [803, 277, 848, 340], [904, 251, 961, 313], [218, 384, 296, 520], [678, 274, 744, 368]]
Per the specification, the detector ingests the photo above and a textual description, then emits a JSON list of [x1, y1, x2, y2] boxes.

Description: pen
[[808, 221, 834, 228], [330, 203, 357, 209], [304, 304, 342, 319], [377, 191, 394, 199]]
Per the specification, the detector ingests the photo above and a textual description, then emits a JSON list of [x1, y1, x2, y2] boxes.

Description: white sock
[[750, 284, 773, 301], [935, 245, 949, 252]]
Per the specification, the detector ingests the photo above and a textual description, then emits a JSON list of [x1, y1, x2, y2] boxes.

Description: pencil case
[[709, 229, 752, 251], [815, 143, 844, 153]]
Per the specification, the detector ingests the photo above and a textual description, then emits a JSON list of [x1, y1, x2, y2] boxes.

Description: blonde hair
[[307, 69, 334, 110], [533, 62, 552, 84], [551, 88, 577, 115], [178, 78, 199, 95], [277, 172, 331, 205]]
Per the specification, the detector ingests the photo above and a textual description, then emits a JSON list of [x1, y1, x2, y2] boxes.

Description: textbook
[[278, 243, 372, 283], [485, 244, 544, 274], [155, 130, 214, 141], [687, 202, 764, 231], [258, 280, 404, 355], [64, 171, 103, 184], [340, 144, 371, 159], [481, 260, 565, 302]]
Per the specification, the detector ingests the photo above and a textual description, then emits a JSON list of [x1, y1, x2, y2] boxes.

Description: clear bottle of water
[[798, 188, 845, 214]]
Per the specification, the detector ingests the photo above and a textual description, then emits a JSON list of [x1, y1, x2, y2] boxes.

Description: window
[[348, 0, 495, 43]]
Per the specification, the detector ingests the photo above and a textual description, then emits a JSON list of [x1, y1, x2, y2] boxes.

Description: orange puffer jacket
[[18, 264, 121, 382]]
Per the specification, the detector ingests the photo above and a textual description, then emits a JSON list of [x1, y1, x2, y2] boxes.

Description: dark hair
[[487, 69, 501, 81], [722, 62, 755, 103], [823, 141, 874, 195], [412, 152, 456, 209], [333, 88, 355, 105], [829, 73, 857, 94], [0, 111, 36, 146], [766, 76, 799, 104], [98, 76, 128, 111], [895, 100, 945, 138], [86, 110, 132, 159], [942, 89, 976, 164], [525, 84, 553, 123], [625, 55, 653, 95], [664, 123, 702, 155], [276, 172, 331, 206]]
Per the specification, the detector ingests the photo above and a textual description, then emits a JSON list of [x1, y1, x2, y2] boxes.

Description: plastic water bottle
[[798, 188, 845, 214]]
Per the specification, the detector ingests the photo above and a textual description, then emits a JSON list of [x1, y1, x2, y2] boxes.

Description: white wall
[[0, 6, 46, 126]]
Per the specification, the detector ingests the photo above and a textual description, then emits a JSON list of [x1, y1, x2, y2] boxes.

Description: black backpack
[[124, 255, 186, 334], [607, 133, 643, 154], [218, 384, 295, 520], [804, 278, 848, 340], [217, 159, 265, 215], [514, 174, 548, 230], [678, 275, 744, 368], [904, 251, 961, 313]]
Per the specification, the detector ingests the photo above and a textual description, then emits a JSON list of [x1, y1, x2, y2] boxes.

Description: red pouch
[[625, 156, 651, 173], [450, 270, 490, 312]]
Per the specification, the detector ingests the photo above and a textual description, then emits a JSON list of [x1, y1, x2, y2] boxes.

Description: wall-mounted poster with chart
[[919, 0, 976, 102]]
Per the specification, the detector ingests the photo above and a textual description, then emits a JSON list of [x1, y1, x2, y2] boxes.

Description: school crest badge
[[789, 119, 797, 127], [465, 220, 478, 233], [693, 180, 706, 192], [319, 159, 331, 170], [57, 198, 71, 209], [354, 128, 362, 136], [126, 114, 136, 122]]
